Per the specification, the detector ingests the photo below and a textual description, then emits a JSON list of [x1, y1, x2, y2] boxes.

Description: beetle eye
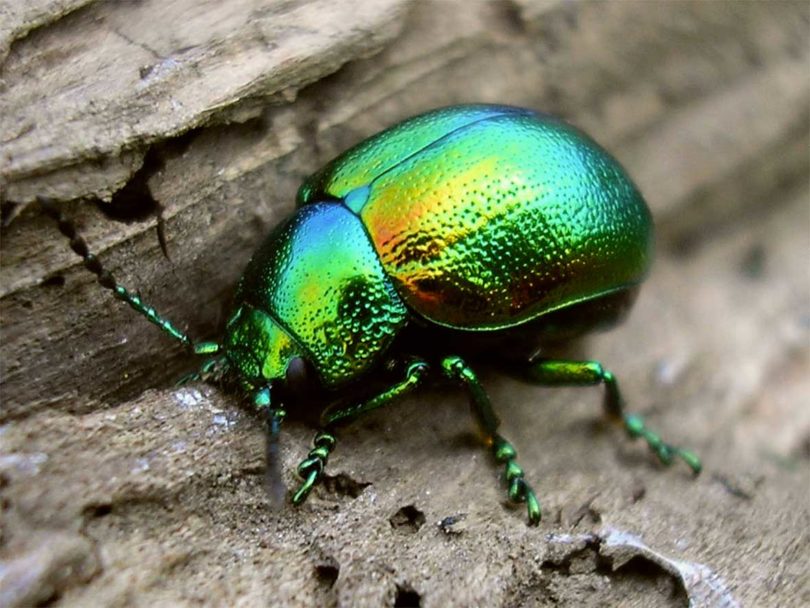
[[285, 356, 310, 394]]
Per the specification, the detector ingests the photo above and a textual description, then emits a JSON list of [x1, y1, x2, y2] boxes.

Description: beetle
[[42, 104, 700, 525]]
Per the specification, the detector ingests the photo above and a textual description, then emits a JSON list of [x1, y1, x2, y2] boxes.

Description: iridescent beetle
[[44, 105, 700, 525]]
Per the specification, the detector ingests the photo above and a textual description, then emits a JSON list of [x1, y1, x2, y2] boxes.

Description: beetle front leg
[[292, 430, 337, 505], [176, 355, 230, 386], [291, 358, 430, 505], [441, 355, 541, 526], [525, 358, 701, 474]]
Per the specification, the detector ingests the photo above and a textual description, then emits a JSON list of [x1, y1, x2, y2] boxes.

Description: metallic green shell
[[296, 105, 531, 207], [231, 202, 407, 386], [298, 105, 653, 330]]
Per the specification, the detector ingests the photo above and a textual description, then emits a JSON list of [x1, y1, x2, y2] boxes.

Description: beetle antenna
[[265, 404, 287, 508], [39, 197, 219, 356]]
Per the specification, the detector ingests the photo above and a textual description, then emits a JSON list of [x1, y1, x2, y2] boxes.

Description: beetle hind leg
[[525, 358, 701, 474], [441, 355, 541, 526]]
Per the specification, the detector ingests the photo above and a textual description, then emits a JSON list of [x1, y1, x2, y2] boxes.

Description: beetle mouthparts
[[264, 406, 287, 509]]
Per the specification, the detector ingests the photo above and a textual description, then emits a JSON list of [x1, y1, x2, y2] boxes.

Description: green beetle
[[43, 104, 700, 525]]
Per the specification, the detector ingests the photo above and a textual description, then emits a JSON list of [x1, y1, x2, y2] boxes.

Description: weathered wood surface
[[1, 1, 808, 606]]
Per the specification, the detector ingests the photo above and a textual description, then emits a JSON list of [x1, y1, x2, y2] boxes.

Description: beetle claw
[[292, 470, 319, 505], [525, 487, 542, 526], [623, 413, 702, 475], [676, 448, 703, 476]]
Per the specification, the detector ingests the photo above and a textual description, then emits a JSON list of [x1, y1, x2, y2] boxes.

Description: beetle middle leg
[[291, 358, 430, 505], [524, 358, 701, 473], [441, 355, 542, 526]]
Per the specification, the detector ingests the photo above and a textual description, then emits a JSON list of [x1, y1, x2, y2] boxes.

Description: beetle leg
[[441, 355, 541, 526], [525, 358, 702, 474], [176, 355, 230, 385], [291, 358, 430, 505], [321, 358, 430, 427], [292, 430, 337, 505]]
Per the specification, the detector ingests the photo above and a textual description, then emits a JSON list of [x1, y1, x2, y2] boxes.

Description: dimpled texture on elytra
[[299, 105, 652, 330]]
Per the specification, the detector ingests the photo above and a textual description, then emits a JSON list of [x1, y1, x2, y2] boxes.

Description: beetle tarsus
[[292, 430, 336, 505], [494, 435, 542, 525], [525, 358, 703, 476], [623, 414, 702, 475]]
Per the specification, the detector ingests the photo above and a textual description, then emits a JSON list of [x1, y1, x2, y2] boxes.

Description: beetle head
[[223, 304, 305, 391]]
